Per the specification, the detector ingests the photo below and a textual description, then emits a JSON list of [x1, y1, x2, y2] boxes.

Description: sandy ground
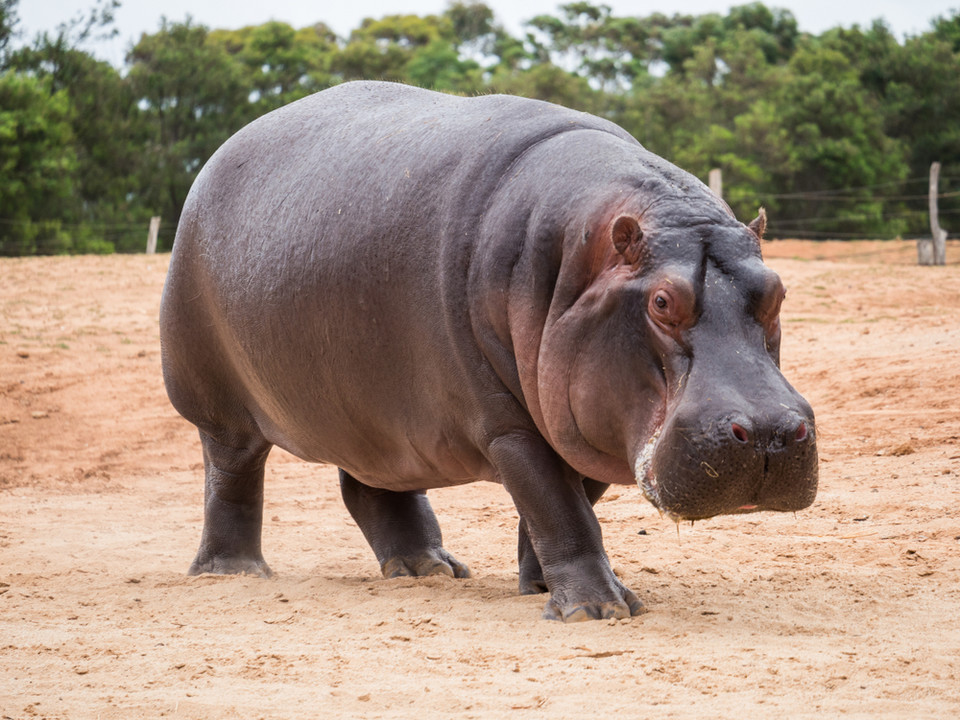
[[1, 239, 959, 719]]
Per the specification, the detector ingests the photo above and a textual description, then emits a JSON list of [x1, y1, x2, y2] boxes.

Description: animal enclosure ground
[[1, 240, 959, 719]]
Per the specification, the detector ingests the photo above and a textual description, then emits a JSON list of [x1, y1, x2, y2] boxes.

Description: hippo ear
[[611, 215, 644, 264], [748, 207, 767, 240]]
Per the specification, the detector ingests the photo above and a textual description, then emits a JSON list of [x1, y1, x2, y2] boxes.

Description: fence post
[[920, 162, 947, 265], [146, 216, 160, 254], [709, 168, 722, 199]]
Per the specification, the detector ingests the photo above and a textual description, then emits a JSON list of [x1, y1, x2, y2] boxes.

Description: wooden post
[[709, 168, 722, 199], [920, 162, 947, 265], [146, 216, 160, 254]]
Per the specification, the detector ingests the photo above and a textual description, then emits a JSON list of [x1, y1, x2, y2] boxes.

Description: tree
[[933, 10, 960, 52], [527, 2, 657, 91], [127, 18, 249, 231], [5, 0, 148, 251], [2, 1, 959, 253], [637, 29, 790, 222], [445, 0, 499, 55], [824, 20, 960, 235], [767, 40, 908, 236], [723, 2, 798, 64], [0, 72, 77, 254], [334, 14, 450, 82], [0, 0, 19, 67], [405, 39, 484, 92], [12, 37, 144, 248], [209, 21, 338, 113], [489, 61, 598, 111]]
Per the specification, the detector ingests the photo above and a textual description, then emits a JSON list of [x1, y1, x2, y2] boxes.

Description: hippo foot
[[188, 552, 273, 578], [518, 542, 548, 594], [542, 584, 645, 622], [381, 549, 471, 579], [519, 573, 548, 595]]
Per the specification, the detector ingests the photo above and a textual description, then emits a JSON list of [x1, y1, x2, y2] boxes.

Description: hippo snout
[[639, 404, 819, 522], [728, 408, 811, 452]]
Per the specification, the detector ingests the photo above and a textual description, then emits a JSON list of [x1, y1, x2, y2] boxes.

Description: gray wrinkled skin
[[160, 81, 818, 622]]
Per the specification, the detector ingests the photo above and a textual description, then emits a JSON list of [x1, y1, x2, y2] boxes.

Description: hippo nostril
[[731, 423, 750, 444], [795, 421, 808, 442]]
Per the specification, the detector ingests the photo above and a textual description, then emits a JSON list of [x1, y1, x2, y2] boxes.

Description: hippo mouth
[[634, 427, 765, 522], [634, 427, 671, 518]]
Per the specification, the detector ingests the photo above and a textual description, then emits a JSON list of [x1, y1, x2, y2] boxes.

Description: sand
[[1, 239, 958, 718]]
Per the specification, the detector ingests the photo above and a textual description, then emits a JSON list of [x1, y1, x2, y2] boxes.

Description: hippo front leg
[[518, 477, 609, 595], [339, 470, 471, 579], [490, 433, 644, 622]]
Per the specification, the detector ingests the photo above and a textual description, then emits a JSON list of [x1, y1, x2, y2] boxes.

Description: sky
[[16, 0, 959, 66]]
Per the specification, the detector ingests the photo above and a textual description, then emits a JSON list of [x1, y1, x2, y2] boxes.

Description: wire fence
[[0, 217, 177, 256], [0, 173, 955, 254], [740, 174, 959, 242]]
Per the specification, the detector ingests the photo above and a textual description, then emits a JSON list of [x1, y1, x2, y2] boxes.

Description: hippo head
[[534, 205, 818, 522]]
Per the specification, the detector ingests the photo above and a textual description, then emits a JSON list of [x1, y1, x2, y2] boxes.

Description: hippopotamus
[[160, 80, 818, 622]]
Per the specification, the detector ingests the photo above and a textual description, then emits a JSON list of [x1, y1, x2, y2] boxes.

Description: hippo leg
[[339, 470, 471, 579], [188, 431, 273, 578], [518, 477, 609, 595], [491, 434, 643, 622]]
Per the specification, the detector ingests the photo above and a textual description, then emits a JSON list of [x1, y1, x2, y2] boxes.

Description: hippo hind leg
[[339, 470, 471, 579], [518, 477, 608, 595], [188, 430, 273, 578]]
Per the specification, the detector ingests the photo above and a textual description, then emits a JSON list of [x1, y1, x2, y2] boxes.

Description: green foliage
[[933, 10, 960, 52], [528, 3, 657, 90], [771, 40, 908, 236], [127, 19, 250, 238], [1, 1, 959, 253], [335, 14, 454, 82], [724, 3, 798, 63], [210, 21, 338, 112], [0, 0, 19, 65], [13, 36, 146, 247], [405, 40, 484, 93], [0, 71, 77, 254]]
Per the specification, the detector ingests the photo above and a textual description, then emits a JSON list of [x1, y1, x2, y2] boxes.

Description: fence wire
[[0, 174, 956, 253]]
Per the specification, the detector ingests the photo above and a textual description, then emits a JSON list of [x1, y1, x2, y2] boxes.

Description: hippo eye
[[757, 279, 786, 329], [648, 277, 695, 334]]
